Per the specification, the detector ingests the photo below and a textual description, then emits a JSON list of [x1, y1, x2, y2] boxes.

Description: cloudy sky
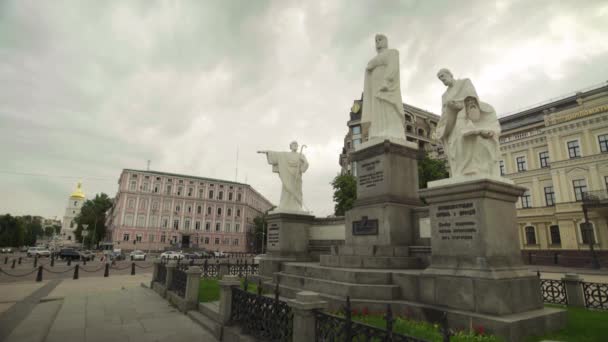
[[1, 0, 607, 219]]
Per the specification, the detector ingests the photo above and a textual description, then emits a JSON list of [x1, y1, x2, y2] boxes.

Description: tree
[[74, 193, 113, 248], [331, 173, 357, 216], [418, 154, 449, 189], [0, 214, 24, 247], [52, 224, 61, 235], [19, 216, 43, 246], [252, 215, 268, 254]]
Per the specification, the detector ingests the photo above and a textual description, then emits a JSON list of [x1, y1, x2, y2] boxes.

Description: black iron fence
[[155, 263, 167, 283], [314, 297, 434, 342], [539, 279, 568, 305], [582, 282, 608, 310], [230, 282, 292, 341], [228, 260, 259, 278], [169, 268, 188, 298]]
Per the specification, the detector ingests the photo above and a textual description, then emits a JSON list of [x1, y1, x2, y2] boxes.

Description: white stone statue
[[258, 141, 309, 213], [361, 34, 406, 141], [435, 68, 501, 178]]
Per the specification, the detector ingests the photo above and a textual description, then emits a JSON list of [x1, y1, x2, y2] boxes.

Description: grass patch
[[524, 305, 608, 342], [198, 277, 261, 302]]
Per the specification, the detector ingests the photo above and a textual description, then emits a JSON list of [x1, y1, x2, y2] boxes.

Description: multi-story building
[[499, 82, 608, 261], [339, 97, 441, 174], [60, 182, 85, 243], [339, 82, 608, 264], [105, 169, 273, 252]]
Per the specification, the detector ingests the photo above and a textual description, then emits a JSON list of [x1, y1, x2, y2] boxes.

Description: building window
[[184, 219, 190, 230], [197, 205, 202, 214], [227, 208, 232, 216], [152, 201, 159, 210], [233, 239, 239, 246], [188, 188, 193, 197], [499, 160, 505, 176], [204, 237, 209, 244], [573, 179, 587, 201], [599, 134, 608, 153], [175, 205, 180, 212], [228, 192, 233, 201], [208, 190, 214, 199], [205, 222, 211, 232], [74, 201, 78, 206], [136, 234, 142, 243], [521, 190, 532, 208], [237, 193, 242, 202], [199, 189, 204, 198], [161, 235, 166, 243], [162, 217, 169, 228], [125, 215, 134, 226], [128, 199, 135, 209], [550, 225, 561, 245], [173, 219, 179, 230], [123, 233, 130, 241], [525, 226, 536, 245], [129, 181, 137, 191], [165, 185, 172, 195], [235, 223, 240, 233], [516, 156, 527, 172], [406, 125, 412, 133], [223, 238, 229, 245], [217, 207, 222, 216], [225, 223, 231, 232], [567, 140, 581, 158], [149, 234, 155, 242], [215, 238, 220, 245], [137, 215, 145, 227], [163, 201, 171, 211], [218, 191, 224, 200], [215, 222, 221, 231], [207, 206, 212, 215], [353, 138, 361, 146], [544, 186, 555, 206], [154, 184, 159, 193], [539, 151, 550, 168], [142, 182, 149, 192], [177, 187, 183, 196], [140, 199, 147, 210], [149, 216, 157, 228], [352, 125, 361, 134], [195, 221, 201, 230], [579, 222, 596, 244], [236, 209, 241, 217], [187, 205, 192, 213]]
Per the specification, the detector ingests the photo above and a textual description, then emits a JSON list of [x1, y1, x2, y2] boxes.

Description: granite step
[[187, 310, 223, 340], [320, 254, 421, 269], [281, 262, 393, 285], [275, 272, 400, 300]]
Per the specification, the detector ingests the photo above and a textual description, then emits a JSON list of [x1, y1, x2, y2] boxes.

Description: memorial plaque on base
[[352, 216, 379, 236]]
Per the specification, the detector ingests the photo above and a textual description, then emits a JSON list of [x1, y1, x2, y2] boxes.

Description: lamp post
[[82, 224, 89, 249], [581, 205, 601, 269]]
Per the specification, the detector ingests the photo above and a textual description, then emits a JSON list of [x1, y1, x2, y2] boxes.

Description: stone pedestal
[[259, 212, 315, 277], [287, 291, 328, 342], [321, 139, 425, 269], [165, 261, 177, 290], [218, 275, 241, 324], [562, 273, 585, 307], [418, 178, 552, 316], [185, 266, 203, 307]]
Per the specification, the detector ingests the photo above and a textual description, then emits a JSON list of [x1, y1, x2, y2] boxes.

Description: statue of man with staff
[[258, 141, 309, 213]]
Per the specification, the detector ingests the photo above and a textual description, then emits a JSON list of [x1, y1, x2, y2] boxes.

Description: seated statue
[[435, 68, 501, 178]]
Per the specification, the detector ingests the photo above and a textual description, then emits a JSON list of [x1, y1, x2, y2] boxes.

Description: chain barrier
[[80, 264, 107, 273], [0, 267, 38, 277], [134, 263, 153, 269], [42, 266, 76, 274], [110, 264, 132, 271]]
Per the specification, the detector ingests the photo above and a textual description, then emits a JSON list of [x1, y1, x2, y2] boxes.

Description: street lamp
[[581, 205, 601, 269], [82, 224, 89, 249]]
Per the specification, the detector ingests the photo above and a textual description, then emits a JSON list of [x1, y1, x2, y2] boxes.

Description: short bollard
[[73, 264, 79, 280], [51, 255, 55, 267], [104, 263, 109, 277], [131, 262, 135, 275], [4, 256, 7, 264], [18, 257, 22, 265], [11, 259, 16, 269], [83, 258, 87, 265], [36, 265, 43, 282], [34, 255, 38, 268]]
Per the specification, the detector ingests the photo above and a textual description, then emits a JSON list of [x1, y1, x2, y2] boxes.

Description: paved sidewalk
[[4, 275, 217, 342]]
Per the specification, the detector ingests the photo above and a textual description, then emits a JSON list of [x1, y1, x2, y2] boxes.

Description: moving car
[[129, 250, 146, 261], [59, 248, 81, 260], [1, 247, 13, 253], [160, 251, 184, 261], [27, 247, 51, 257], [79, 250, 95, 261]]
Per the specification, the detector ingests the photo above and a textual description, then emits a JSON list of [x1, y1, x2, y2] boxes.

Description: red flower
[[362, 307, 369, 316], [474, 325, 485, 335], [352, 308, 359, 316]]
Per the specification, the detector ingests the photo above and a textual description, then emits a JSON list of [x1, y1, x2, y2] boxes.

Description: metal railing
[[169, 268, 188, 298], [582, 190, 608, 204], [155, 263, 167, 283], [230, 282, 292, 341], [539, 279, 568, 305], [314, 297, 435, 342], [582, 282, 608, 310]]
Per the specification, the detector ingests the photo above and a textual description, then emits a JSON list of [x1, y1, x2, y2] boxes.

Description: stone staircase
[[271, 262, 402, 301]]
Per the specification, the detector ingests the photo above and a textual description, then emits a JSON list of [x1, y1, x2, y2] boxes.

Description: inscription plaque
[[358, 158, 384, 189], [434, 202, 478, 241], [352, 216, 379, 235], [267, 222, 280, 247]]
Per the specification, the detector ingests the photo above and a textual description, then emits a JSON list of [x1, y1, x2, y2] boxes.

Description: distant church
[[61, 182, 85, 243]]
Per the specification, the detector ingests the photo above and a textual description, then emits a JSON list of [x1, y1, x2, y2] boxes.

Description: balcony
[[582, 190, 608, 217]]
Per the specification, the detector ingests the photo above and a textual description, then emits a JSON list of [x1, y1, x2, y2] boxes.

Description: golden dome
[[70, 182, 85, 199]]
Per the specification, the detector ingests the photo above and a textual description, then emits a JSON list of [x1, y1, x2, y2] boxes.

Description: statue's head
[[437, 68, 454, 86], [289, 141, 298, 152], [375, 34, 388, 53]]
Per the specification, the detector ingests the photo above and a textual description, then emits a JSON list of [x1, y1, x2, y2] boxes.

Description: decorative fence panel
[[169, 268, 188, 298], [230, 287, 292, 341], [582, 282, 608, 310], [540, 279, 568, 305], [155, 263, 167, 284]]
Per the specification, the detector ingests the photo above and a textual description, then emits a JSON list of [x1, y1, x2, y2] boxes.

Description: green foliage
[[418, 154, 449, 189], [525, 305, 608, 342], [198, 278, 220, 302], [331, 173, 357, 216], [74, 193, 113, 248], [0, 214, 24, 247]]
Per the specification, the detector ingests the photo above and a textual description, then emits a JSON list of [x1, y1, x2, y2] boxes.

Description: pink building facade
[[105, 169, 273, 252]]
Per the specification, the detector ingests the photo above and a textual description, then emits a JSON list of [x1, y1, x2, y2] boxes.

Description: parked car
[[79, 250, 95, 261], [27, 247, 51, 257], [1, 247, 13, 253], [107, 249, 126, 261], [160, 251, 184, 261], [213, 251, 225, 257], [59, 248, 81, 260], [129, 250, 146, 261], [20, 246, 29, 253]]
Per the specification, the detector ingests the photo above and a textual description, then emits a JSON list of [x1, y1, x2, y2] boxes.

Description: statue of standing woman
[[435, 68, 501, 178], [258, 141, 309, 213], [361, 34, 406, 142]]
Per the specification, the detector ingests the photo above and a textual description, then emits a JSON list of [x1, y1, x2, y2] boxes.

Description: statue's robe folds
[[362, 49, 405, 140], [266, 151, 309, 212], [435, 78, 501, 178]]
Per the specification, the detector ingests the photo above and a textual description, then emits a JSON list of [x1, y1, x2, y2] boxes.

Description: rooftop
[[123, 169, 247, 187]]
